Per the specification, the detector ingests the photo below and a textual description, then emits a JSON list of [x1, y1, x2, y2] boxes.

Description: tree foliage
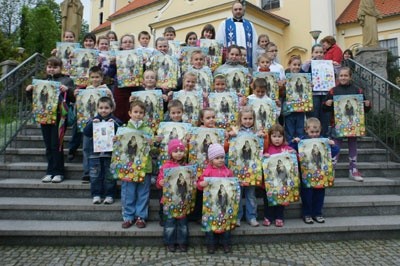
[[0, 0, 37, 37]]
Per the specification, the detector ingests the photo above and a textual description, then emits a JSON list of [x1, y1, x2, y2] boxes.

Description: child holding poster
[[83, 97, 121, 204], [323, 67, 371, 182]]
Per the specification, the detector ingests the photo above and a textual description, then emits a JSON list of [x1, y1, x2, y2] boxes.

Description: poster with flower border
[[218, 67, 250, 96], [180, 47, 200, 73], [172, 91, 203, 126], [168, 41, 181, 58], [284, 73, 313, 113], [208, 92, 238, 129], [111, 127, 152, 182], [93, 121, 114, 152], [109, 41, 119, 52], [263, 152, 300, 206], [116, 49, 143, 87], [311, 60, 335, 92], [228, 132, 263, 186], [162, 164, 198, 219], [131, 90, 164, 133], [187, 65, 213, 93], [76, 88, 109, 131], [253, 72, 280, 100], [56, 42, 80, 76], [70, 48, 99, 87], [32, 79, 60, 125], [188, 127, 225, 177], [199, 39, 223, 72], [149, 52, 180, 89], [136, 47, 156, 63], [202, 177, 240, 233], [298, 138, 334, 188], [247, 97, 277, 131], [157, 122, 192, 167], [333, 94, 366, 137]]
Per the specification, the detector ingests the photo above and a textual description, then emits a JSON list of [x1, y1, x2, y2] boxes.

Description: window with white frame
[[262, 0, 280, 10], [379, 38, 399, 66]]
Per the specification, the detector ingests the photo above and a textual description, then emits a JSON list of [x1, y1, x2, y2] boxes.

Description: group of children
[[25, 24, 371, 253]]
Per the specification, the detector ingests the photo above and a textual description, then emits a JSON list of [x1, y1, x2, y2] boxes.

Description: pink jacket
[[197, 164, 234, 190], [156, 160, 186, 189], [267, 144, 294, 155]]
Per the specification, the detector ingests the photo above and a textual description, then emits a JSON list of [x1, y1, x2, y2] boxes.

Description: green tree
[[0, 31, 17, 62], [78, 20, 90, 43], [0, 0, 37, 37]]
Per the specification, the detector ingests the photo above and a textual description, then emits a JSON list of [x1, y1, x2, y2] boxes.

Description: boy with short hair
[[163, 27, 176, 40], [138, 31, 151, 48]]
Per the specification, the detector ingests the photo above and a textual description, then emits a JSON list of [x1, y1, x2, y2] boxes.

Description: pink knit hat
[[207, 143, 225, 160], [168, 139, 185, 155]]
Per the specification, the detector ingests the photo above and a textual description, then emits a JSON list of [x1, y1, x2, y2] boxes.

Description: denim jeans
[[41, 124, 64, 175], [306, 95, 331, 137], [284, 112, 305, 142], [163, 217, 188, 245], [237, 186, 257, 222], [89, 157, 116, 198], [121, 174, 151, 221], [301, 186, 325, 217], [205, 231, 231, 246]]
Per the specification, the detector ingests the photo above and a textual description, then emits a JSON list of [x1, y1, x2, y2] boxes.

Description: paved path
[[1, 239, 400, 265]]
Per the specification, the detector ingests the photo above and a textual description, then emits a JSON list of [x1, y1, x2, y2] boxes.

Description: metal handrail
[[0, 53, 46, 155]]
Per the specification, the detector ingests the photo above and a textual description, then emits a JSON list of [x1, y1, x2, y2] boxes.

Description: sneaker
[[51, 175, 64, 183], [121, 220, 133, 229], [223, 244, 231, 253], [167, 244, 176, 252], [81, 175, 90, 184], [349, 169, 364, 182], [313, 216, 325, 223], [303, 216, 314, 224], [103, 197, 114, 205], [207, 245, 215, 254], [159, 220, 165, 227], [41, 175, 53, 183], [68, 150, 76, 162], [92, 196, 102, 204], [178, 244, 188, 252], [135, 217, 146, 228], [236, 220, 241, 227], [249, 219, 259, 227], [262, 218, 271, 227], [275, 219, 284, 227]]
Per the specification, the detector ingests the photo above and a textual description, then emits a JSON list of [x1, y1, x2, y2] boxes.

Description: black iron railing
[[0, 53, 46, 154]]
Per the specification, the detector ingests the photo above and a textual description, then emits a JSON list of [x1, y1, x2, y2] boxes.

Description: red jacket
[[197, 164, 234, 190], [324, 44, 343, 65]]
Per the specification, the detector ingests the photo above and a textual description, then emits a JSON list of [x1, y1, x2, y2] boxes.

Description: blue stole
[[225, 18, 253, 67]]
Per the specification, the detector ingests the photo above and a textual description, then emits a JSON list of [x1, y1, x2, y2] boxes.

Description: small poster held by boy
[[157, 122, 192, 167], [70, 48, 99, 87], [162, 165, 198, 218], [248, 97, 277, 131], [76, 88, 109, 131], [188, 127, 225, 177], [111, 127, 152, 182], [333, 94, 366, 137], [228, 132, 264, 186], [188, 66, 213, 93], [208, 92, 238, 129], [202, 177, 240, 233], [311, 60, 335, 91], [56, 42, 80, 75], [116, 49, 143, 87], [199, 39, 223, 72], [253, 72, 280, 100], [284, 73, 313, 113], [298, 138, 334, 188], [172, 91, 203, 126], [131, 90, 164, 132], [32, 79, 60, 125], [93, 121, 115, 152], [180, 47, 201, 73], [263, 153, 300, 206], [150, 52, 180, 89]]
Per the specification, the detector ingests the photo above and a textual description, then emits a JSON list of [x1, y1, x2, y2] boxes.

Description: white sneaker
[[249, 219, 259, 227], [51, 175, 64, 183], [93, 196, 102, 204], [41, 175, 53, 183], [349, 169, 364, 182], [103, 197, 114, 205], [236, 220, 241, 227]]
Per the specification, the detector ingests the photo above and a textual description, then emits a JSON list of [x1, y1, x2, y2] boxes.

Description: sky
[[55, 0, 91, 23]]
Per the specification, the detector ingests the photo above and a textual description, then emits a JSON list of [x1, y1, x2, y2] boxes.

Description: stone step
[[1, 215, 399, 245], [19, 124, 74, 136], [1, 195, 399, 221], [9, 135, 72, 149]]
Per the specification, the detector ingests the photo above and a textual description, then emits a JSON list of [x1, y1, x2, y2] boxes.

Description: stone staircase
[[0, 124, 399, 245]]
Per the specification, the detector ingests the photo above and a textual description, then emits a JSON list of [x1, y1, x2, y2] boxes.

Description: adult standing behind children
[[216, 1, 258, 70]]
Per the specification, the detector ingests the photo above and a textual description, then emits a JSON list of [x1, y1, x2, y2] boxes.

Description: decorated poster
[[228, 132, 264, 186], [284, 73, 313, 113], [93, 121, 115, 152], [253, 72, 280, 100], [109, 41, 120, 51], [162, 165, 198, 218], [149, 53, 180, 88], [188, 65, 213, 93], [135, 47, 156, 62], [263, 153, 300, 206], [199, 39, 223, 72], [131, 90, 164, 132], [116, 49, 143, 87], [188, 127, 225, 177], [76, 88, 109, 131], [298, 138, 334, 188], [180, 47, 201, 73], [70, 48, 99, 87], [217, 67, 250, 96], [202, 177, 240, 233], [32, 79, 60, 125], [157, 122, 192, 167], [56, 42, 80, 75], [333, 94, 366, 137], [311, 60, 335, 91], [248, 97, 277, 131], [168, 40, 181, 58], [208, 92, 238, 129], [111, 127, 152, 182], [172, 91, 203, 125], [98, 51, 116, 85]]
